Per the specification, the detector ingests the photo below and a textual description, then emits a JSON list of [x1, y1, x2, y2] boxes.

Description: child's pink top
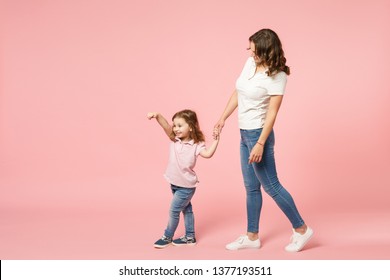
[[164, 137, 205, 188]]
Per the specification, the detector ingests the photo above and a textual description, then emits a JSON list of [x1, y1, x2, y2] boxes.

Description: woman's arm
[[248, 95, 283, 164], [214, 90, 238, 134], [147, 112, 174, 140]]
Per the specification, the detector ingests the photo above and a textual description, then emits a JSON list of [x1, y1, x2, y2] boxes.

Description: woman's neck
[[256, 64, 267, 73]]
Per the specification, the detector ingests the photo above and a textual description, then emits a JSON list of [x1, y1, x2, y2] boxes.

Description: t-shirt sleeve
[[195, 142, 206, 156], [267, 71, 287, 95], [238, 57, 254, 78]]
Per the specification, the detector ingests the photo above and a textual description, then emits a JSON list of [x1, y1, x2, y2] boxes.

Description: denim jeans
[[240, 128, 305, 233], [164, 184, 196, 238]]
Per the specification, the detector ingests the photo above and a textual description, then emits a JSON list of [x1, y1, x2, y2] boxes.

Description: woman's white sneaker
[[285, 227, 313, 252], [226, 235, 261, 250]]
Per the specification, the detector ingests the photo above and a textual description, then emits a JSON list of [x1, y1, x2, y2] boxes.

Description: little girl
[[147, 109, 219, 248]]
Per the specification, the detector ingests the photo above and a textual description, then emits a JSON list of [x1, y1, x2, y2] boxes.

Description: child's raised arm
[[147, 112, 174, 140]]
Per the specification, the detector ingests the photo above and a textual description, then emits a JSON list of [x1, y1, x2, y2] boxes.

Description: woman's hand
[[214, 119, 225, 136], [212, 127, 220, 140], [248, 143, 264, 164], [213, 90, 238, 138]]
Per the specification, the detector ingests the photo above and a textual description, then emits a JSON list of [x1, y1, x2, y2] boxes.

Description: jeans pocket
[[241, 129, 261, 142]]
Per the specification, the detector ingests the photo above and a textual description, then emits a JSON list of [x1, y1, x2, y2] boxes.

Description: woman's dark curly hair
[[249, 29, 290, 76]]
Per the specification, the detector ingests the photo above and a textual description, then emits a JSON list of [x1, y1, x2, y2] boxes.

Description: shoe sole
[[172, 242, 197, 247], [226, 245, 260, 250], [154, 243, 171, 249]]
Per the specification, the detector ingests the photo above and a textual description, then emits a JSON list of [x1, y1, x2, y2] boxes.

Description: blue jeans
[[164, 184, 196, 238], [240, 128, 305, 233]]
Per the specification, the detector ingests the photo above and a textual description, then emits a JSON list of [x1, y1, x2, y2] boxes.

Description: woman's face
[[249, 41, 261, 64]]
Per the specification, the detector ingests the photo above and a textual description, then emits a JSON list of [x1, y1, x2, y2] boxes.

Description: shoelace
[[162, 236, 171, 242], [236, 235, 246, 244], [290, 233, 300, 244], [179, 236, 194, 243]]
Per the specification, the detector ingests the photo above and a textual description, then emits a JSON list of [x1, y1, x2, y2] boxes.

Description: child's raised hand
[[147, 112, 157, 119]]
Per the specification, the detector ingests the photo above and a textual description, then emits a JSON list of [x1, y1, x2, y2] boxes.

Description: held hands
[[213, 119, 224, 139], [213, 119, 224, 141], [214, 119, 225, 134], [212, 127, 220, 140]]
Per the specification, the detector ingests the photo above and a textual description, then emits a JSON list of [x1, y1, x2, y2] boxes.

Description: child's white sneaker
[[226, 235, 261, 250], [285, 227, 313, 252]]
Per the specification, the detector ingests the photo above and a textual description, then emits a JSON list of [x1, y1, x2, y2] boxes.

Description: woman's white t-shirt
[[236, 57, 287, 129]]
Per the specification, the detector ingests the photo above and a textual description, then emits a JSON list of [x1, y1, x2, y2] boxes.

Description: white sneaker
[[226, 235, 261, 250], [285, 227, 313, 252]]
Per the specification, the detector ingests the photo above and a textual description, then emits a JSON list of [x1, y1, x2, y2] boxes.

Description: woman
[[214, 28, 313, 252]]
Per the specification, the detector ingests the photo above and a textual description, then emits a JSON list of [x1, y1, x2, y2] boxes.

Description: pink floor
[[1, 199, 389, 260]]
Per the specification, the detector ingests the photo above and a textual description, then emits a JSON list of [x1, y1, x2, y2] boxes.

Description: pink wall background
[[1, 0, 390, 259]]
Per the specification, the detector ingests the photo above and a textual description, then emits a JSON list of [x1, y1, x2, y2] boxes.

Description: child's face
[[172, 117, 191, 141]]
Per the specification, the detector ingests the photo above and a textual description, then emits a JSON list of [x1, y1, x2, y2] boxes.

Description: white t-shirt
[[236, 57, 287, 129]]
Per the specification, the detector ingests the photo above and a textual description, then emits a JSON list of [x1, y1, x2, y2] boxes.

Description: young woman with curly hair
[[214, 29, 313, 252]]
